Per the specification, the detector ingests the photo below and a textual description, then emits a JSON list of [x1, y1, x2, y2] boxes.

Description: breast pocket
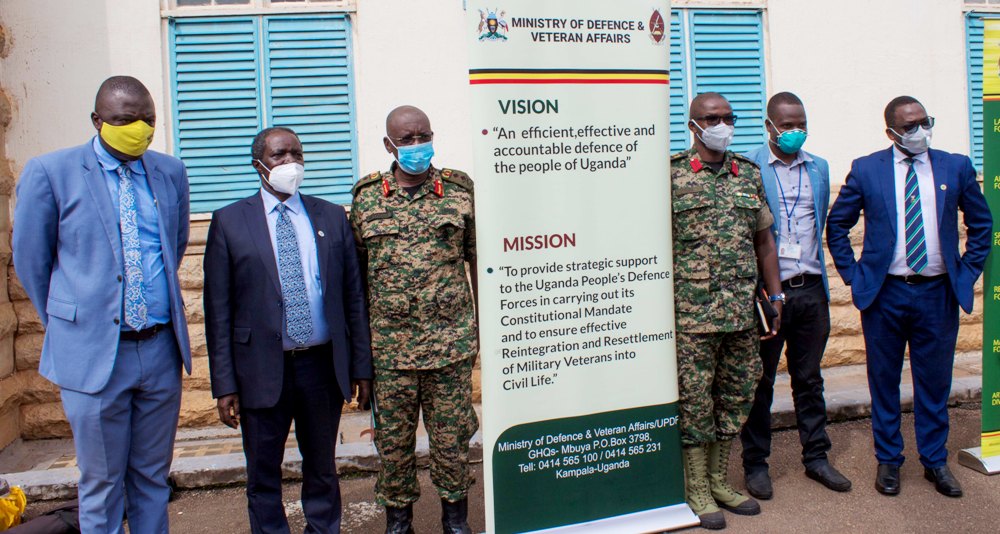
[[361, 218, 400, 269], [431, 214, 466, 261], [672, 191, 713, 279]]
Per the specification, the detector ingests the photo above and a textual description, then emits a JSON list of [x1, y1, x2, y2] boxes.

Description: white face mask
[[692, 121, 735, 153], [258, 161, 305, 195], [890, 126, 932, 155]]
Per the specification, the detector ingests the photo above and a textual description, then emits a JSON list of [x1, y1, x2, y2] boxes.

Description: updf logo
[[478, 8, 509, 41]]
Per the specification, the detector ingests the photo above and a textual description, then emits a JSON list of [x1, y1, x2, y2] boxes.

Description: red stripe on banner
[[470, 79, 669, 85]]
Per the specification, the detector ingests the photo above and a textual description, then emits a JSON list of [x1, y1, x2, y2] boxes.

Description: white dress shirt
[[889, 146, 944, 276], [768, 148, 823, 281], [261, 188, 331, 350]]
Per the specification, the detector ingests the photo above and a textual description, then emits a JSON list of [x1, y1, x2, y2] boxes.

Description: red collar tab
[[434, 179, 444, 197], [690, 157, 703, 172], [731, 160, 739, 176], [382, 177, 392, 197]]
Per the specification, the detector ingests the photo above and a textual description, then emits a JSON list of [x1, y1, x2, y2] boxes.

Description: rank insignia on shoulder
[[434, 179, 444, 197], [731, 161, 739, 176], [690, 158, 703, 172]]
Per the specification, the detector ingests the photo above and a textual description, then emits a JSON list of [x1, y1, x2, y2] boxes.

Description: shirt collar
[[91, 136, 146, 176], [892, 145, 929, 165], [767, 145, 812, 167], [261, 186, 304, 215]]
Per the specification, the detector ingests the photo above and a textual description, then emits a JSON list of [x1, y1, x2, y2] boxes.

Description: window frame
[[161, 0, 356, 18]]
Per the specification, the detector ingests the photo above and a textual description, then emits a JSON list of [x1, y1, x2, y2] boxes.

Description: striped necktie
[[903, 158, 928, 273]]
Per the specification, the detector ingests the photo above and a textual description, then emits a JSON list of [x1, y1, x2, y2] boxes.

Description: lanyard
[[771, 163, 803, 237]]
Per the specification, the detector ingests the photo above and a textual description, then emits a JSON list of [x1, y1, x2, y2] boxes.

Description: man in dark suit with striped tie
[[827, 96, 992, 498]]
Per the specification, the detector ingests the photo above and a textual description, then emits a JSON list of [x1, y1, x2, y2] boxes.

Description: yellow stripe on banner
[[983, 433, 1000, 458], [984, 22, 1000, 97]]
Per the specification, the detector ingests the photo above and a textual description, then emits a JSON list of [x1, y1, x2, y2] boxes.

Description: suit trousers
[[240, 345, 344, 534], [60, 329, 182, 534], [861, 277, 959, 468], [741, 276, 832, 472]]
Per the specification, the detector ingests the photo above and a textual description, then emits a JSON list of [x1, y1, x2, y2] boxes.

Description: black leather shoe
[[743, 469, 773, 500], [384, 504, 415, 534], [806, 462, 852, 492], [924, 465, 963, 497], [875, 464, 900, 496]]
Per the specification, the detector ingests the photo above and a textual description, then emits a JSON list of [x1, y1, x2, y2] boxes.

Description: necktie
[[117, 164, 147, 330], [275, 203, 312, 345], [903, 158, 928, 273]]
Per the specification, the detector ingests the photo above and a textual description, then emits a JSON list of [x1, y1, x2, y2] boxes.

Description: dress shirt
[[92, 136, 170, 329], [768, 148, 822, 281], [260, 188, 331, 350], [889, 146, 944, 276]]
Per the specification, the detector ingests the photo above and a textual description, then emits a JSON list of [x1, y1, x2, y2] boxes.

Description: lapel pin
[[317, 230, 326, 237], [940, 184, 947, 191]]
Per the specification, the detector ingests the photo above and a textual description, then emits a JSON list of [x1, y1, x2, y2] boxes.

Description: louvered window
[[169, 14, 357, 213], [967, 11, 995, 171], [669, 9, 766, 155]]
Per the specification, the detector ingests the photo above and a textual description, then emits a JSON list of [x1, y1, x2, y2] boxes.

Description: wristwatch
[[768, 292, 786, 303]]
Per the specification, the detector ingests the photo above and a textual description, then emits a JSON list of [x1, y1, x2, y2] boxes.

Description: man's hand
[[217, 394, 240, 429], [760, 301, 782, 340], [353, 379, 372, 411]]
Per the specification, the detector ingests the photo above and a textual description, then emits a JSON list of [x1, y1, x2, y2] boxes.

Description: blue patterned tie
[[275, 203, 312, 345], [903, 158, 928, 273], [117, 164, 147, 330]]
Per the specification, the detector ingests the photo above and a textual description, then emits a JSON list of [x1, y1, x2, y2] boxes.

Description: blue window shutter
[[263, 15, 357, 205], [169, 17, 263, 213], [688, 10, 766, 154], [967, 13, 987, 171], [669, 10, 690, 153]]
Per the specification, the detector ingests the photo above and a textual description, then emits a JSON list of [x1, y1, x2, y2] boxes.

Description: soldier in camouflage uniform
[[671, 93, 783, 530], [350, 106, 478, 534]]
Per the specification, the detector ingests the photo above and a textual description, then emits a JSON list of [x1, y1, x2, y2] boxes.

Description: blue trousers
[[861, 277, 958, 468], [60, 330, 182, 534]]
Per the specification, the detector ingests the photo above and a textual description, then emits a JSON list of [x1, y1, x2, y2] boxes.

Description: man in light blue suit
[[13, 76, 191, 533], [827, 96, 991, 498], [740, 92, 851, 500]]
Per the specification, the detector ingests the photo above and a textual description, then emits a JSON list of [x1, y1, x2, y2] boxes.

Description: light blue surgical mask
[[390, 139, 435, 175], [767, 119, 808, 155]]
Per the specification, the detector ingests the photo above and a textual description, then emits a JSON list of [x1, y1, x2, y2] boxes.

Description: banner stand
[[958, 448, 1000, 475]]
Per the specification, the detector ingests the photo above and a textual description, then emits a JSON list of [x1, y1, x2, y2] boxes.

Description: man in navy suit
[[203, 126, 373, 533], [827, 96, 992, 498], [13, 76, 192, 533]]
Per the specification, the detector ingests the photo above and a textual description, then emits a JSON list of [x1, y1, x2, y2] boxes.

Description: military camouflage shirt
[[350, 164, 477, 370], [671, 148, 773, 333]]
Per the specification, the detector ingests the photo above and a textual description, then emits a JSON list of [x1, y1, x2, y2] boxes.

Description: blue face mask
[[392, 140, 435, 175], [767, 119, 808, 155]]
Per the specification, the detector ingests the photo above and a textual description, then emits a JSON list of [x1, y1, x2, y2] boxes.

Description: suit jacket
[[826, 147, 992, 313], [12, 142, 192, 394], [203, 191, 373, 409], [744, 145, 832, 298]]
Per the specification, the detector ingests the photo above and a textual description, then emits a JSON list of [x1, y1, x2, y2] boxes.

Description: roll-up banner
[[963, 18, 1000, 474], [468, 1, 697, 531]]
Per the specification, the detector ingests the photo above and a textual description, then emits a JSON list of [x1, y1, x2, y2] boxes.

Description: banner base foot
[[958, 447, 1000, 475], [527, 504, 699, 533]]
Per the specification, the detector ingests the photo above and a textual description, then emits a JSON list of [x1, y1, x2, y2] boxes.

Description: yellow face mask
[[100, 120, 155, 157]]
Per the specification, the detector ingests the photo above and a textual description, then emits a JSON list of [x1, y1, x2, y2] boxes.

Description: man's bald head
[[385, 105, 430, 136], [94, 76, 152, 112], [689, 92, 729, 119]]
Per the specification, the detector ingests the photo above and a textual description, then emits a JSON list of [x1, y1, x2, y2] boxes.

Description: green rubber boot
[[683, 445, 726, 530], [708, 439, 761, 516]]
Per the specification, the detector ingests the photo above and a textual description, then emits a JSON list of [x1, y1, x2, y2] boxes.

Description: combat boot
[[683, 444, 726, 530], [707, 439, 761, 516], [384, 504, 415, 534], [441, 498, 472, 534]]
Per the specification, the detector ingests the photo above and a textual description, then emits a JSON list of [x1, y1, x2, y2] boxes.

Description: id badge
[[778, 240, 802, 260]]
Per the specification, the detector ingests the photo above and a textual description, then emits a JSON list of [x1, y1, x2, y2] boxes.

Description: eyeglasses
[[693, 114, 738, 126], [894, 116, 935, 135], [388, 132, 434, 146]]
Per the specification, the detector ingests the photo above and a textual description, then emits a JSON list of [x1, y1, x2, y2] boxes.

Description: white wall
[[353, 0, 473, 176], [766, 0, 972, 184]]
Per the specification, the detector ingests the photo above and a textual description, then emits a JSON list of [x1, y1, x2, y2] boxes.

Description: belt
[[782, 273, 822, 289], [887, 273, 947, 285], [283, 342, 330, 358], [120, 322, 171, 341]]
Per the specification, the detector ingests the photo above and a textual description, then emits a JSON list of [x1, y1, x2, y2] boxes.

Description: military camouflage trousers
[[374, 358, 479, 507], [677, 329, 762, 445]]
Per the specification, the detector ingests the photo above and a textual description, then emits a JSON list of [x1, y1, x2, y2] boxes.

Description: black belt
[[283, 342, 330, 358], [120, 322, 171, 341], [782, 273, 822, 289], [887, 274, 947, 285]]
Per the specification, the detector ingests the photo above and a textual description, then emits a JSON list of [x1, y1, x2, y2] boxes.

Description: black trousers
[[240, 344, 344, 534], [741, 275, 832, 471]]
